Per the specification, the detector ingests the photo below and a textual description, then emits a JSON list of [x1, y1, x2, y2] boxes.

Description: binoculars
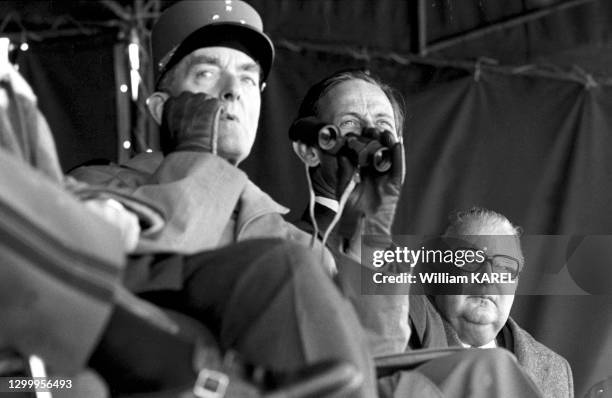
[[289, 117, 392, 173]]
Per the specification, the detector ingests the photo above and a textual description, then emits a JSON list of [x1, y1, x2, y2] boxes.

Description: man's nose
[[219, 74, 241, 102]]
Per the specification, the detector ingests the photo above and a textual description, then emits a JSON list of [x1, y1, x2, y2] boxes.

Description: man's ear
[[146, 92, 170, 125], [292, 141, 320, 167]]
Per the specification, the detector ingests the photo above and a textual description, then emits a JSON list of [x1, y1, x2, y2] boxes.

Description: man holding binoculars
[[290, 69, 411, 357], [289, 70, 546, 398]]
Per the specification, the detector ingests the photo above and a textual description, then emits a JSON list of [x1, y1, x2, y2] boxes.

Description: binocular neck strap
[[304, 164, 360, 260], [304, 162, 320, 248], [320, 170, 360, 251]]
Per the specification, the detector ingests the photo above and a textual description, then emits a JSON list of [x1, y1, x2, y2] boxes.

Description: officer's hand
[[160, 91, 225, 155]]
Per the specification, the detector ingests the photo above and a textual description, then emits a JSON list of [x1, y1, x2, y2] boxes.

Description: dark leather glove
[[309, 153, 356, 201], [292, 116, 356, 201], [359, 128, 405, 244], [338, 128, 405, 247], [308, 126, 405, 238], [160, 91, 225, 155]]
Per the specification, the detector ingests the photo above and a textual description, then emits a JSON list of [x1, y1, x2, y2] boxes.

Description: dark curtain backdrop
[[17, 33, 117, 172], [250, 0, 612, 67], [20, 42, 612, 396]]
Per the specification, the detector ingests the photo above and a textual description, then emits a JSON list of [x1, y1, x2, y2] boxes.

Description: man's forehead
[[329, 81, 392, 109], [448, 235, 522, 257], [319, 80, 395, 126], [183, 47, 261, 72]]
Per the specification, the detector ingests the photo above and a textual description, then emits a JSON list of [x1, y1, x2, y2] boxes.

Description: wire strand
[[321, 170, 360, 250], [304, 164, 319, 248], [211, 105, 223, 156]]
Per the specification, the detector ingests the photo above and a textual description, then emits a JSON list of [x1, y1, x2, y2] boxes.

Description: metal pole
[[417, 0, 428, 56], [114, 43, 132, 162], [426, 0, 596, 54]]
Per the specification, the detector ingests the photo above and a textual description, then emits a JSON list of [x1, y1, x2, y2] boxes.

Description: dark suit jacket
[[409, 295, 574, 398]]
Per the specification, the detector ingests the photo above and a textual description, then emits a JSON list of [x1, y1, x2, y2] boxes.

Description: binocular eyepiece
[[321, 127, 392, 173], [289, 117, 392, 173]]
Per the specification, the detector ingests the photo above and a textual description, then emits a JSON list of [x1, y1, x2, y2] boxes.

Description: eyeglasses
[[455, 248, 521, 280]]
